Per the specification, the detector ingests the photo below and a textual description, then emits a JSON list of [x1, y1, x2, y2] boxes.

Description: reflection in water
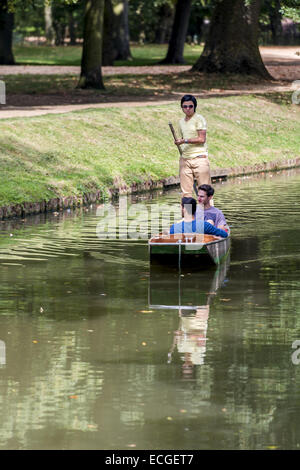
[[0, 340, 5, 366], [149, 259, 229, 374], [1, 169, 300, 449]]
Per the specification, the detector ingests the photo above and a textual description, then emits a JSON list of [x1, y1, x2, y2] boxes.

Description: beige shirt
[[179, 113, 208, 158]]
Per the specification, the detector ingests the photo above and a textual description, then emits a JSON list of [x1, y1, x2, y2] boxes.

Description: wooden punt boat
[[148, 231, 230, 267]]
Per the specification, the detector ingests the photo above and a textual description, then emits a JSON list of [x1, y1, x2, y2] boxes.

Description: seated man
[[196, 184, 227, 230], [170, 197, 228, 237]]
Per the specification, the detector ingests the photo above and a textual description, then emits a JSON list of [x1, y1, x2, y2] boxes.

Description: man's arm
[[204, 221, 228, 238], [175, 130, 206, 146], [215, 210, 227, 230]]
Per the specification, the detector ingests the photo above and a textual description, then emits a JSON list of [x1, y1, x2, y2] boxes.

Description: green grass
[[13, 44, 82, 66], [13, 43, 203, 67], [0, 95, 299, 206], [114, 44, 204, 66]]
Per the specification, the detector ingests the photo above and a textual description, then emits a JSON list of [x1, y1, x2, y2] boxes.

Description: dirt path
[[0, 46, 299, 119]]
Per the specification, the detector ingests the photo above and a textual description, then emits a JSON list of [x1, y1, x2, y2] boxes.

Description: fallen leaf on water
[[266, 446, 278, 450], [166, 416, 173, 421], [141, 342, 147, 346], [32, 340, 38, 344], [127, 444, 136, 448], [69, 395, 78, 399], [139, 310, 153, 314]]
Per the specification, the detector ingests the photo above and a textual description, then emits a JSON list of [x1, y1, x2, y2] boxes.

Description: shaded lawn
[[5, 70, 277, 97], [13, 44, 204, 67]]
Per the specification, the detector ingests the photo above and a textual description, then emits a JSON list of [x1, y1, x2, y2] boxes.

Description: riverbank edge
[[1, 156, 299, 220]]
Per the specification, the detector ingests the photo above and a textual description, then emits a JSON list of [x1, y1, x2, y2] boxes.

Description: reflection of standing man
[[0, 340, 6, 366], [169, 307, 210, 377], [175, 94, 211, 198]]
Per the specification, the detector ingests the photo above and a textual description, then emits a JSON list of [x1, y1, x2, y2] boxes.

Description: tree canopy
[[1, 0, 299, 83]]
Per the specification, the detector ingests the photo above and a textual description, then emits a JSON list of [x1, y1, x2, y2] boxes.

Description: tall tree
[[102, 0, 117, 65], [67, 3, 78, 45], [192, 0, 272, 78], [113, 0, 131, 60], [44, 2, 55, 45], [78, 0, 105, 89], [155, 2, 174, 44], [0, 0, 15, 65], [160, 0, 192, 64], [266, 0, 283, 44]]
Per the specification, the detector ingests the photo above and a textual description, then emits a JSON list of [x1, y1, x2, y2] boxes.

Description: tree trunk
[[268, 0, 283, 45], [113, 0, 132, 61], [68, 9, 77, 45], [160, 0, 192, 64], [155, 3, 174, 44], [194, 15, 204, 43], [44, 3, 55, 45], [0, 0, 15, 65], [102, 0, 117, 65], [192, 0, 272, 78], [78, 0, 105, 89]]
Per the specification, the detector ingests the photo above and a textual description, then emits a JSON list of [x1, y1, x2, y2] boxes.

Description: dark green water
[[1, 169, 300, 450]]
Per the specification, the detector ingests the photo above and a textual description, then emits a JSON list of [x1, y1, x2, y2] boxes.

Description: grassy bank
[[0, 94, 299, 207]]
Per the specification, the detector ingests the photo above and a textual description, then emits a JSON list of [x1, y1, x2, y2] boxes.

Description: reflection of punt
[[148, 256, 230, 310], [148, 258, 230, 367], [148, 232, 230, 267]]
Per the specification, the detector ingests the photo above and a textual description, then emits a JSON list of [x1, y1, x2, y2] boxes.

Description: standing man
[[175, 94, 211, 198]]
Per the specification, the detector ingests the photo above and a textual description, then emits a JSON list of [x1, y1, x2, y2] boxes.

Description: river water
[[0, 169, 300, 450]]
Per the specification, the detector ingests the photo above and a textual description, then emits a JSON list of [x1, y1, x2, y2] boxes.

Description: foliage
[[7, 0, 80, 11], [7, 0, 300, 46], [280, 6, 300, 22], [12, 0, 84, 42], [128, 0, 175, 43]]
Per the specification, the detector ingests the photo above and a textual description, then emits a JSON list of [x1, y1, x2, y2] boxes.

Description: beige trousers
[[179, 156, 211, 198]]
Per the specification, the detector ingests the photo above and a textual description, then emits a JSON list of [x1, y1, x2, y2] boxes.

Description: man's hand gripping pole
[[168, 122, 182, 157]]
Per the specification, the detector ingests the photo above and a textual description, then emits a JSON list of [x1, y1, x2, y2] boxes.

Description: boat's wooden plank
[[149, 234, 220, 244]]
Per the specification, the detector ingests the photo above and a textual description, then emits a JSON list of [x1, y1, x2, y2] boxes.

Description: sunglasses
[[182, 105, 194, 109]]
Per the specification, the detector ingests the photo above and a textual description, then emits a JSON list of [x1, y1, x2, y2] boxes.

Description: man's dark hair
[[198, 184, 214, 197], [181, 94, 197, 111], [181, 197, 197, 215]]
